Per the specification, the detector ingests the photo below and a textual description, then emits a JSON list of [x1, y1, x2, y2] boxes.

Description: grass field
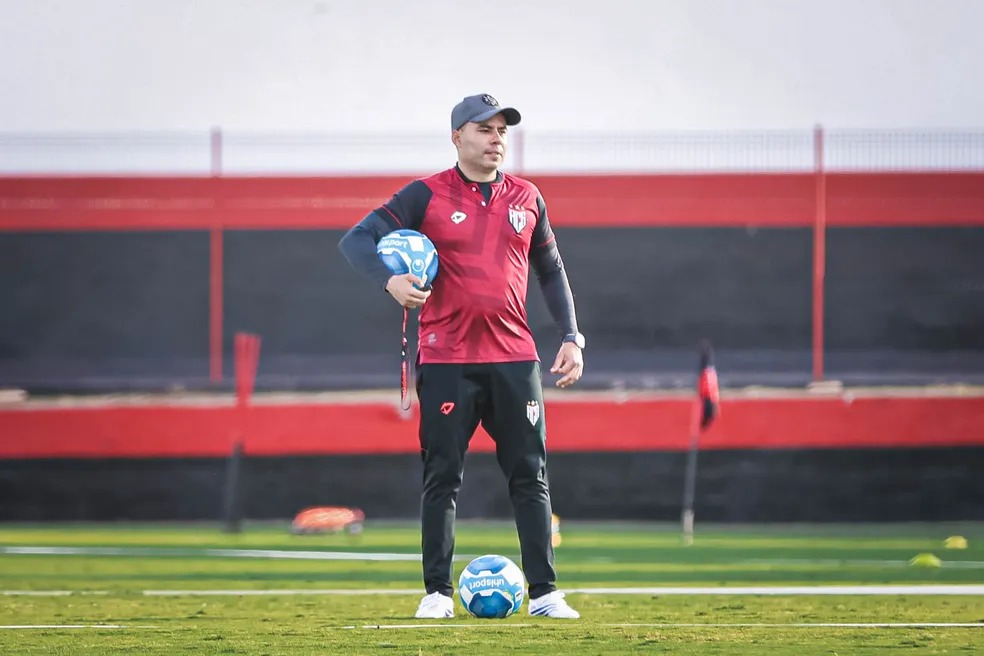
[[1, 521, 983, 654]]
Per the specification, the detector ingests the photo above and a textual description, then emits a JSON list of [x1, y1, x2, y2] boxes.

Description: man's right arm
[[337, 180, 432, 290], [337, 211, 402, 290]]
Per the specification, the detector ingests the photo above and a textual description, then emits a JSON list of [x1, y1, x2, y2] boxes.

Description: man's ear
[[451, 129, 461, 148]]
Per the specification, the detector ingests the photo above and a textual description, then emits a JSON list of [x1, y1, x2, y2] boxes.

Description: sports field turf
[[1, 521, 982, 654]]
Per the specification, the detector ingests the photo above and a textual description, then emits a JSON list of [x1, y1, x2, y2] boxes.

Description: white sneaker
[[414, 592, 454, 619], [528, 591, 580, 618]]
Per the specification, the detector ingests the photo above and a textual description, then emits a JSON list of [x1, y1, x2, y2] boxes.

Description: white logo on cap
[[481, 94, 499, 107]]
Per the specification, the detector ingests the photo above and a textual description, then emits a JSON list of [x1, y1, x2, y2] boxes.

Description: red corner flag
[[682, 340, 720, 545], [696, 340, 720, 431]]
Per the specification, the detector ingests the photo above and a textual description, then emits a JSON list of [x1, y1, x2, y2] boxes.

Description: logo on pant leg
[[440, 402, 455, 415], [526, 401, 539, 426]]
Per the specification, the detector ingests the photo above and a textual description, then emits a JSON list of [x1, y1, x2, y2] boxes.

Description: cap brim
[[469, 107, 522, 127]]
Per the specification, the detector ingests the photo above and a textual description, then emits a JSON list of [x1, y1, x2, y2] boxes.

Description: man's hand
[[385, 273, 431, 310], [550, 342, 584, 388]]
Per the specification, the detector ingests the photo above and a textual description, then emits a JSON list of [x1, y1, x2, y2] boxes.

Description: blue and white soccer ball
[[458, 554, 526, 619], [376, 229, 439, 289]]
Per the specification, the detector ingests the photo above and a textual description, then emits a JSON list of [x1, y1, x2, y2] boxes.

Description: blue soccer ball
[[458, 554, 526, 619], [376, 229, 439, 288]]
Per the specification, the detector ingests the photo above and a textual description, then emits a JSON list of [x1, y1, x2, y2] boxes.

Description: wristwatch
[[562, 332, 586, 349]]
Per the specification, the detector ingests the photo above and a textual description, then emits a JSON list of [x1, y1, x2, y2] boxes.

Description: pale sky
[[2, 0, 983, 133]]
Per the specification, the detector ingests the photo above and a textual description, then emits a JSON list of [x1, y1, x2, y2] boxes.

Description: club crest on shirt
[[450, 211, 467, 224], [526, 400, 540, 426], [508, 205, 527, 234]]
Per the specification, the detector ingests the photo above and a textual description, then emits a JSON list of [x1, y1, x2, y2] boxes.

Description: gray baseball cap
[[451, 94, 521, 131]]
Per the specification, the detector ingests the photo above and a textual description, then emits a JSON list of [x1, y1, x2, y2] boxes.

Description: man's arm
[[338, 180, 432, 290], [338, 211, 402, 290], [529, 195, 578, 336]]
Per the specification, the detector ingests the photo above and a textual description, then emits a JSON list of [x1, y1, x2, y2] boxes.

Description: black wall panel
[[3, 447, 981, 523], [2, 227, 981, 390]]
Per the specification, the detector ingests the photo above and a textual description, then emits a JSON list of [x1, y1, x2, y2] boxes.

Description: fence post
[[223, 332, 261, 532], [209, 126, 224, 383], [210, 226, 224, 383], [812, 124, 827, 382], [210, 126, 223, 177]]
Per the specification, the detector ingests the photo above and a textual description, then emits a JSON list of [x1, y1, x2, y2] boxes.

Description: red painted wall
[[1, 394, 982, 459], [1, 172, 983, 230]]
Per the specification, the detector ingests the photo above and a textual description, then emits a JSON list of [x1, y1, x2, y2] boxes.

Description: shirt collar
[[454, 163, 502, 184]]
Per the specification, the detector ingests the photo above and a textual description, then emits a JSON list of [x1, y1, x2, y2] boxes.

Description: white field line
[[745, 558, 984, 569], [212, 548, 423, 561], [140, 585, 984, 597], [3, 621, 980, 631], [605, 623, 984, 628], [0, 546, 426, 561], [144, 588, 423, 596], [4, 585, 978, 597], [568, 585, 984, 595], [0, 625, 144, 630], [6, 546, 984, 570], [343, 622, 984, 630], [2, 590, 107, 596]]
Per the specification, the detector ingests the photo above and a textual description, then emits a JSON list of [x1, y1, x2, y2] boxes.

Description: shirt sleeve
[[529, 195, 579, 336], [378, 180, 431, 231], [337, 180, 432, 290]]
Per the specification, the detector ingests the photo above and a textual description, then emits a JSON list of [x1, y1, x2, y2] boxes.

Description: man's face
[[453, 114, 508, 174]]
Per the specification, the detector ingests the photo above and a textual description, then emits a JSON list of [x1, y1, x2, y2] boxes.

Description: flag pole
[[681, 340, 720, 545], [681, 408, 700, 546]]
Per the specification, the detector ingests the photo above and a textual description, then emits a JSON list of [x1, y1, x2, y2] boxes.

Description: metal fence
[[2, 128, 984, 175]]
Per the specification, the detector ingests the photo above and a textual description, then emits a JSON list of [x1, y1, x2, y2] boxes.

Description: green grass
[[1, 521, 983, 654]]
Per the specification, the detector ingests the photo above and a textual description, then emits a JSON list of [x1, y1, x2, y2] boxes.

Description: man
[[338, 93, 585, 619]]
